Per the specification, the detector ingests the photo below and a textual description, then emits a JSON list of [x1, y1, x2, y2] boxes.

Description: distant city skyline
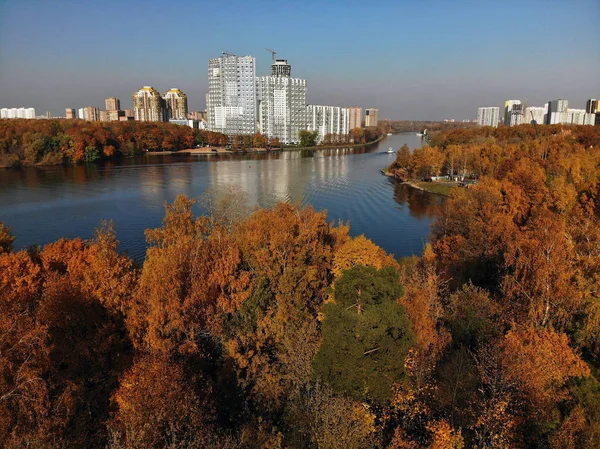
[[0, 0, 598, 119]]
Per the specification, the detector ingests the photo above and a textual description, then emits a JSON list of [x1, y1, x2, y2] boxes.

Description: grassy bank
[[381, 169, 455, 197], [413, 181, 455, 196]]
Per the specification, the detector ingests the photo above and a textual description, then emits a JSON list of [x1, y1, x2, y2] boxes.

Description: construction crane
[[265, 48, 276, 62], [222, 50, 236, 57]]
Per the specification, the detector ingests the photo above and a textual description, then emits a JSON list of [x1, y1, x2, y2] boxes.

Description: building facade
[[546, 99, 569, 124], [523, 106, 546, 125], [207, 54, 257, 135], [477, 107, 499, 127], [1, 107, 36, 119], [162, 88, 188, 120], [504, 100, 523, 126], [365, 108, 378, 127], [348, 107, 363, 130], [133, 86, 166, 122], [307, 105, 350, 143], [100, 110, 125, 121], [105, 97, 120, 111], [257, 58, 307, 144], [586, 99, 598, 114], [568, 109, 586, 125], [65, 108, 76, 119], [188, 110, 207, 121], [583, 112, 596, 125], [78, 106, 100, 121]]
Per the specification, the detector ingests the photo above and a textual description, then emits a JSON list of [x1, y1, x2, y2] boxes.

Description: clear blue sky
[[0, 0, 598, 120]]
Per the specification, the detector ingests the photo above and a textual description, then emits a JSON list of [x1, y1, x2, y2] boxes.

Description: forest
[[388, 124, 600, 181], [1, 123, 600, 448], [0, 119, 229, 167], [379, 120, 478, 134]]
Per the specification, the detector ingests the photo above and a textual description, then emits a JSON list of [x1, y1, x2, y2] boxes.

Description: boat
[[387, 147, 395, 153], [416, 133, 423, 136], [387, 133, 392, 136]]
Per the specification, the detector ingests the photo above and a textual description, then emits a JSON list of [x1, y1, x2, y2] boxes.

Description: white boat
[[387, 147, 394, 153], [387, 133, 392, 136], [416, 133, 423, 136]]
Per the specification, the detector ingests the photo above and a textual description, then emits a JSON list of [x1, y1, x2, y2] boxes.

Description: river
[[0, 132, 441, 261]]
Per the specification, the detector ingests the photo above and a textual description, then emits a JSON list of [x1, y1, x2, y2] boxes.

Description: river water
[[0, 133, 441, 261]]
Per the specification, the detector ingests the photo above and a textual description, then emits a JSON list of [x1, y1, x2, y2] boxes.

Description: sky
[[0, 0, 598, 120]]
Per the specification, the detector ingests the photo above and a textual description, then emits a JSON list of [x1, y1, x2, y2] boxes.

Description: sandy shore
[[180, 147, 232, 154]]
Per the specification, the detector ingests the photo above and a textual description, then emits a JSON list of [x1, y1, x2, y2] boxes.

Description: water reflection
[[0, 133, 439, 261], [391, 180, 443, 219]]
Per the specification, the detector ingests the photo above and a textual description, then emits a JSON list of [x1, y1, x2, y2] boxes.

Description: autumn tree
[[332, 234, 398, 278], [0, 119, 229, 166], [426, 420, 464, 449], [225, 203, 336, 413], [108, 355, 215, 449], [253, 132, 267, 148], [285, 382, 376, 449], [268, 136, 281, 148], [500, 325, 590, 420], [0, 250, 46, 447], [0, 230, 135, 447], [129, 194, 250, 356], [0, 222, 15, 253]]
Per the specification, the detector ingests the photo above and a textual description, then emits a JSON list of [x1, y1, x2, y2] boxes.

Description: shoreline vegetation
[[381, 168, 454, 196], [0, 119, 390, 168], [1, 124, 600, 447], [0, 119, 231, 168], [383, 123, 600, 198], [0, 119, 473, 169], [283, 133, 385, 151], [147, 134, 386, 156]]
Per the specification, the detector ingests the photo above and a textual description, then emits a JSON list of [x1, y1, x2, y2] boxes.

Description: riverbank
[[381, 169, 454, 196], [147, 147, 229, 155], [283, 135, 385, 151], [146, 146, 284, 156]]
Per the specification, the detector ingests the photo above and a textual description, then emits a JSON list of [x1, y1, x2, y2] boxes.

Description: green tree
[[313, 265, 415, 402], [299, 130, 319, 147], [84, 145, 100, 162]]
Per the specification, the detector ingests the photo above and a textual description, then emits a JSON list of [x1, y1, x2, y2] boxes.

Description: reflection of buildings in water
[[207, 152, 310, 208], [206, 148, 355, 209], [138, 163, 194, 208], [391, 181, 442, 219], [208, 158, 262, 208]]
